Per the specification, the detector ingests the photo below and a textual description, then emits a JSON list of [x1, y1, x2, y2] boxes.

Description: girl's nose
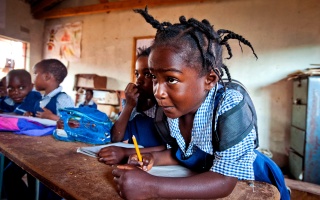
[[153, 83, 166, 100]]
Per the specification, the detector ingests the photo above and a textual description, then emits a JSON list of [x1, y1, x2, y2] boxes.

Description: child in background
[[78, 89, 97, 109], [0, 76, 7, 98], [0, 69, 41, 114], [112, 7, 290, 200], [26, 59, 74, 120], [0, 76, 7, 110], [98, 46, 165, 165]]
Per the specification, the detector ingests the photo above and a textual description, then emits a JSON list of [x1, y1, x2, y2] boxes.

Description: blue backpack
[[53, 107, 112, 145]]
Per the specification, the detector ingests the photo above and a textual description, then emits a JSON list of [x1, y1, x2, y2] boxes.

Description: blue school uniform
[[168, 85, 290, 200], [120, 101, 164, 148], [14, 91, 42, 115], [0, 97, 19, 112], [78, 100, 97, 109], [32, 86, 74, 115]]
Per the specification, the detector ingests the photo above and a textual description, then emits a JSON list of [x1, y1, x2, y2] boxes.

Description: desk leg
[[0, 153, 4, 199], [35, 179, 39, 200]]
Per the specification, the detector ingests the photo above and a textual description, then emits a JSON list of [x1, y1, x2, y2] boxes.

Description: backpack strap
[[154, 106, 178, 149], [212, 79, 259, 151]]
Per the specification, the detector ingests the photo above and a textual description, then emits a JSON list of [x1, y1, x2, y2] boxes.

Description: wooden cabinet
[[289, 76, 320, 185]]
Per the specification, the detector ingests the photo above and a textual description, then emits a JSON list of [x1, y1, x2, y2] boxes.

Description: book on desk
[[76, 142, 197, 177]]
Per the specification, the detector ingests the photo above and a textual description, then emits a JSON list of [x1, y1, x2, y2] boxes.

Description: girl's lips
[[162, 106, 174, 112]]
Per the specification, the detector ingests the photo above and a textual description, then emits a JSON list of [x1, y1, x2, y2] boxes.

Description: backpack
[[53, 107, 113, 144], [154, 79, 259, 151]]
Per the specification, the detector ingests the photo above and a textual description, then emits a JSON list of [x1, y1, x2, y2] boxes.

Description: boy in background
[[25, 59, 74, 120], [78, 89, 97, 109], [0, 69, 41, 114]]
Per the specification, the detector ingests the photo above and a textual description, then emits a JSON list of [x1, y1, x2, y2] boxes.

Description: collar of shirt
[[88, 100, 95, 105], [39, 86, 62, 108], [4, 97, 15, 106], [121, 99, 156, 120]]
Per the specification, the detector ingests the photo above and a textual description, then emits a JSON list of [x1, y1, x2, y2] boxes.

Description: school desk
[[0, 132, 280, 200]]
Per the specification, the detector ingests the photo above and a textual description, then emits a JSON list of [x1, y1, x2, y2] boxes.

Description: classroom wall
[[0, 0, 44, 71], [3, 0, 320, 169]]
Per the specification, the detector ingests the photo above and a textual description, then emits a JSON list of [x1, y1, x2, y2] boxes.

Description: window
[[0, 35, 28, 78]]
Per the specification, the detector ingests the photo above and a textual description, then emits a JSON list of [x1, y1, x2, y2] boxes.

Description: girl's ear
[[44, 72, 52, 81], [205, 69, 219, 90]]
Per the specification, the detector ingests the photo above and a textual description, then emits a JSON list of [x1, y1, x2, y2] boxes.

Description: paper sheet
[[148, 165, 197, 177], [76, 142, 143, 158]]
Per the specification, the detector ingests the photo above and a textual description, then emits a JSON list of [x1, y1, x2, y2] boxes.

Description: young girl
[[112, 7, 289, 200], [98, 47, 165, 165]]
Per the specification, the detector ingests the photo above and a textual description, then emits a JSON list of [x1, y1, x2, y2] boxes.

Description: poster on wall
[[43, 21, 82, 64]]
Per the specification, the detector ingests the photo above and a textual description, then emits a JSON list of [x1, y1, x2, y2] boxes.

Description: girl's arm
[[111, 83, 139, 142], [113, 167, 237, 199], [110, 104, 134, 142], [98, 145, 166, 165]]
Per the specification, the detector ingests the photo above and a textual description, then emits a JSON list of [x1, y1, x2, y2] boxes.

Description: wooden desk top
[[0, 132, 280, 200]]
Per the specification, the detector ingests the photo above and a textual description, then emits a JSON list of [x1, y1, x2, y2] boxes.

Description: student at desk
[[0, 76, 7, 103], [4, 59, 73, 200], [24, 58, 74, 120], [0, 69, 42, 114], [98, 46, 165, 165], [78, 89, 97, 109], [112, 7, 290, 200]]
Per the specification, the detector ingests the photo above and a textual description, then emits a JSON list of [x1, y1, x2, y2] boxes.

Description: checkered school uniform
[[168, 84, 257, 180]]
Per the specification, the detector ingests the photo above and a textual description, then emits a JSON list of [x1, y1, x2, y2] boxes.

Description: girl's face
[[149, 46, 214, 119], [7, 75, 33, 103], [33, 66, 47, 91], [135, 56, 153, 99]]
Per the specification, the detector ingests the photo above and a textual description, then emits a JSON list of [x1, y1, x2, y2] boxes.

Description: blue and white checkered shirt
[[39, 86, 74, 115], [168, 85, 257, 180]]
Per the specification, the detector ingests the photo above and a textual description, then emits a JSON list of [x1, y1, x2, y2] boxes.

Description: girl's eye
[[145, 72, 151, 78], [168, 77, 178, 84], [19, 86, 24, 90], [134, 72, 139, 78], [151, 74, 156, 80]]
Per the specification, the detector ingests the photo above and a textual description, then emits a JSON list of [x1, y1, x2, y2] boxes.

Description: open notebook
[[76, 142, 197, 177], [76, 142, 143, 158]]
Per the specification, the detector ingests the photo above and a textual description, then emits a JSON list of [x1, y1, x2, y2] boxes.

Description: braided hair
[[134, 6, 258, 83]]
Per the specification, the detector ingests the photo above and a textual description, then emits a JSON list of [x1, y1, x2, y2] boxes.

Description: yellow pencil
[[132, 135, 142, 162]]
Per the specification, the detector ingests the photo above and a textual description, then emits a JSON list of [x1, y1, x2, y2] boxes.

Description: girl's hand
[[23, 111, 33, 116], [124, 83, 139, 108], [112, 166, 156, 200], [128, 153, 154, 171], [98, 146, 126, 165]]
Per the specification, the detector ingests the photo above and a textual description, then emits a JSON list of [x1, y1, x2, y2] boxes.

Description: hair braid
[[219, 31, 258, 59], [134, 7, 257, 85], [133, 6, 164, 31]]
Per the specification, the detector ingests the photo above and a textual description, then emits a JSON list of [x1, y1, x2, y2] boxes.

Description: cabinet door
[[291, 104, 306, 130], [293, 78, 308, 105], [290, 126, 305, 156], [289, 151, 303, 181]]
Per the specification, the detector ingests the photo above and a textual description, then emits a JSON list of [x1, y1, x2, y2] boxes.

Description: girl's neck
[[137, 98, 155, 112]]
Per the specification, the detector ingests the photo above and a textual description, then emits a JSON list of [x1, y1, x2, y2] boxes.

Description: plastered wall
[[3, 0, 320, 168]]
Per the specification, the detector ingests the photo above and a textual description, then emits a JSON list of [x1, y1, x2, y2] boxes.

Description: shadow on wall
[[259, 78, 293, 171]]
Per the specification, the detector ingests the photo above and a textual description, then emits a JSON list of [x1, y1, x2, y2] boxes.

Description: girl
[[112, 7, 289, 200]]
